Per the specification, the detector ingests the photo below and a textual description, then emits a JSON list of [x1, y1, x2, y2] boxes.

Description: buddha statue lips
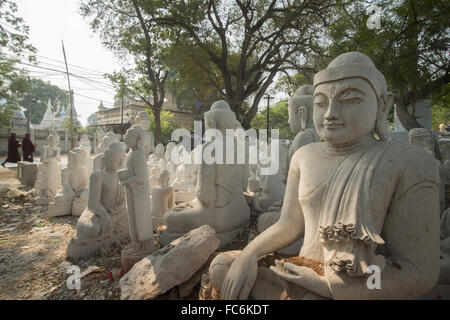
[[211, 52, 440, 301]]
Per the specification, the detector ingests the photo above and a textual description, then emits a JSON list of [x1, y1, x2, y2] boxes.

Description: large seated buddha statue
[[160, 100, 250, 247], [207, 52, 441, 300]]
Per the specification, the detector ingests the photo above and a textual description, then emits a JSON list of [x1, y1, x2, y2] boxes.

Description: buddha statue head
[[204, 100, 237, 134], [134, 111, 151, 131], [103, 141, 126, 172], [288, 85, 314, 134], [125, 125, 145, 150], [313, 52, 393, 145]]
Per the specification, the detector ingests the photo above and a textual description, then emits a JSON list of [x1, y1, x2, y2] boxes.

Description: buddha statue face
[[313, 78, 378, 145], [125, 125, 144, 149], [134, 111, 150, 131], [104, 142, 125, 172]]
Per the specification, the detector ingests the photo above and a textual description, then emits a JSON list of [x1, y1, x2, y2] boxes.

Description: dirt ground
[[0, 163, 279, 300]]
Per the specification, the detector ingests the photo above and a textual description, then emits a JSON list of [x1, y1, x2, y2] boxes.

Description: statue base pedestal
[[121, 244, 154, 272], [36, 196, 50, 206]]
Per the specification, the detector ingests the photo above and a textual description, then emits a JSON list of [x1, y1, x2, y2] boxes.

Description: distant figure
[[22, 133, 36, 162], [2, 133, 22, 167]]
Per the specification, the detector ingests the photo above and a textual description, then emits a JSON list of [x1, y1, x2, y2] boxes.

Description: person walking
[[22, 133, 36, 162], [2, 133, 22, 167]]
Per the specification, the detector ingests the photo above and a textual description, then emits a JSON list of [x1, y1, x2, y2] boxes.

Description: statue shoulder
[[384, 141, 440, 184], [290, 141, 323, 167]]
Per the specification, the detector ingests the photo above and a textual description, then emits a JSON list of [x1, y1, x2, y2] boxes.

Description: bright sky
[[15, 0, 123, 126]]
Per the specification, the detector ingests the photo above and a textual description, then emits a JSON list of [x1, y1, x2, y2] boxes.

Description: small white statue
[[93, 132, 120, 172], [118, 125, 155, 271], [253, 139, 289, 212], [66, 141, 128, 261], [134, 111, 155, 158], [151, 169, 175, 231], [148, 143, 165, 167], [47, 147, 89, 217], [35, 131, 61, 205], [149, 166, 161, 192]]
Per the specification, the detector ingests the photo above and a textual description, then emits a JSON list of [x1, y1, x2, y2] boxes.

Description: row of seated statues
[[32, 51, 449, 299]]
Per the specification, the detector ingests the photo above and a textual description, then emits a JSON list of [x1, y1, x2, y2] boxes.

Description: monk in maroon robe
[[2, 133, 22, 167], [22, 133, 36, 162]]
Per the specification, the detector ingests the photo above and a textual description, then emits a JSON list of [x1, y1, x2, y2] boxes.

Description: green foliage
[[432, 83, 450, 130], [325, 0, 449, 128], [0, 0, 36, 125], [17, 78, 69, 124], [251, 100, 294, 140], [146, 109, 181, 144]]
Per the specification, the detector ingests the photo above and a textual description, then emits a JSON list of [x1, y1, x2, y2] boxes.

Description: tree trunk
[[153, 108, 162, 145], [395, 95, 423, 131]]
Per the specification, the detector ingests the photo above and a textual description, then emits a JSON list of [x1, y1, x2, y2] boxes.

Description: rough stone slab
[[120, 224, 220, 300]]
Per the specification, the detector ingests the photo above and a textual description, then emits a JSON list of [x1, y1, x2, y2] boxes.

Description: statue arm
[[242, 150, 305, 259], [123, 152, 147, 186], [326, 179, 440, 299], [87, 172, 108, 218]]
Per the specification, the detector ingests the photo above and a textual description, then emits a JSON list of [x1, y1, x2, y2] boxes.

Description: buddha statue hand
[[221, 252, 258, 300], [269, 260, 332, 298], [99, 211, 113, 236]]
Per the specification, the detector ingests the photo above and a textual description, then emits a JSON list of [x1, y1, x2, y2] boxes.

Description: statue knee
[[208, 250, 241, 293]]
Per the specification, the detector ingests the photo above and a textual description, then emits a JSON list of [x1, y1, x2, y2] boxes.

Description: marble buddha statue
[[286, 85, 320, 177], [93, 132, 120, 172], [151, 169, 175, 232], [35, 131, 62, 206], [134, 111, 155, 159], [408, 128, 445, 214], [208, 52, 441, 300], [160, 100, 251, 247], [148, 143, 165, 167], [47, 147, 89, 217], [66, 141, 129, 261], [118, 125, 155, 271], [253, 139, 289, 212]]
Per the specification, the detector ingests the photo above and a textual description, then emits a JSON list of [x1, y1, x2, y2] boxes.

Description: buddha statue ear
[[374, 92, 394, 141]]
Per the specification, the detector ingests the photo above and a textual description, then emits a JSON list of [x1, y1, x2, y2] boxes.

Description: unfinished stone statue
[[253, 139, 289, 212], [93, 132, 120, 172], [161, 100, 250, 247], [47, 147, 89, 217], [134, 111, 154, 158], [66, 142, 128, 261], [286, 85, 320, 177], [151, 170, 175, 231], [209, 52, 440, 300], [409, 128, 445, 214], [170, 149, 197, 202], [79, 135, 93, 175], [35, 131, 61, 205], [118, 125, 155, 271]]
